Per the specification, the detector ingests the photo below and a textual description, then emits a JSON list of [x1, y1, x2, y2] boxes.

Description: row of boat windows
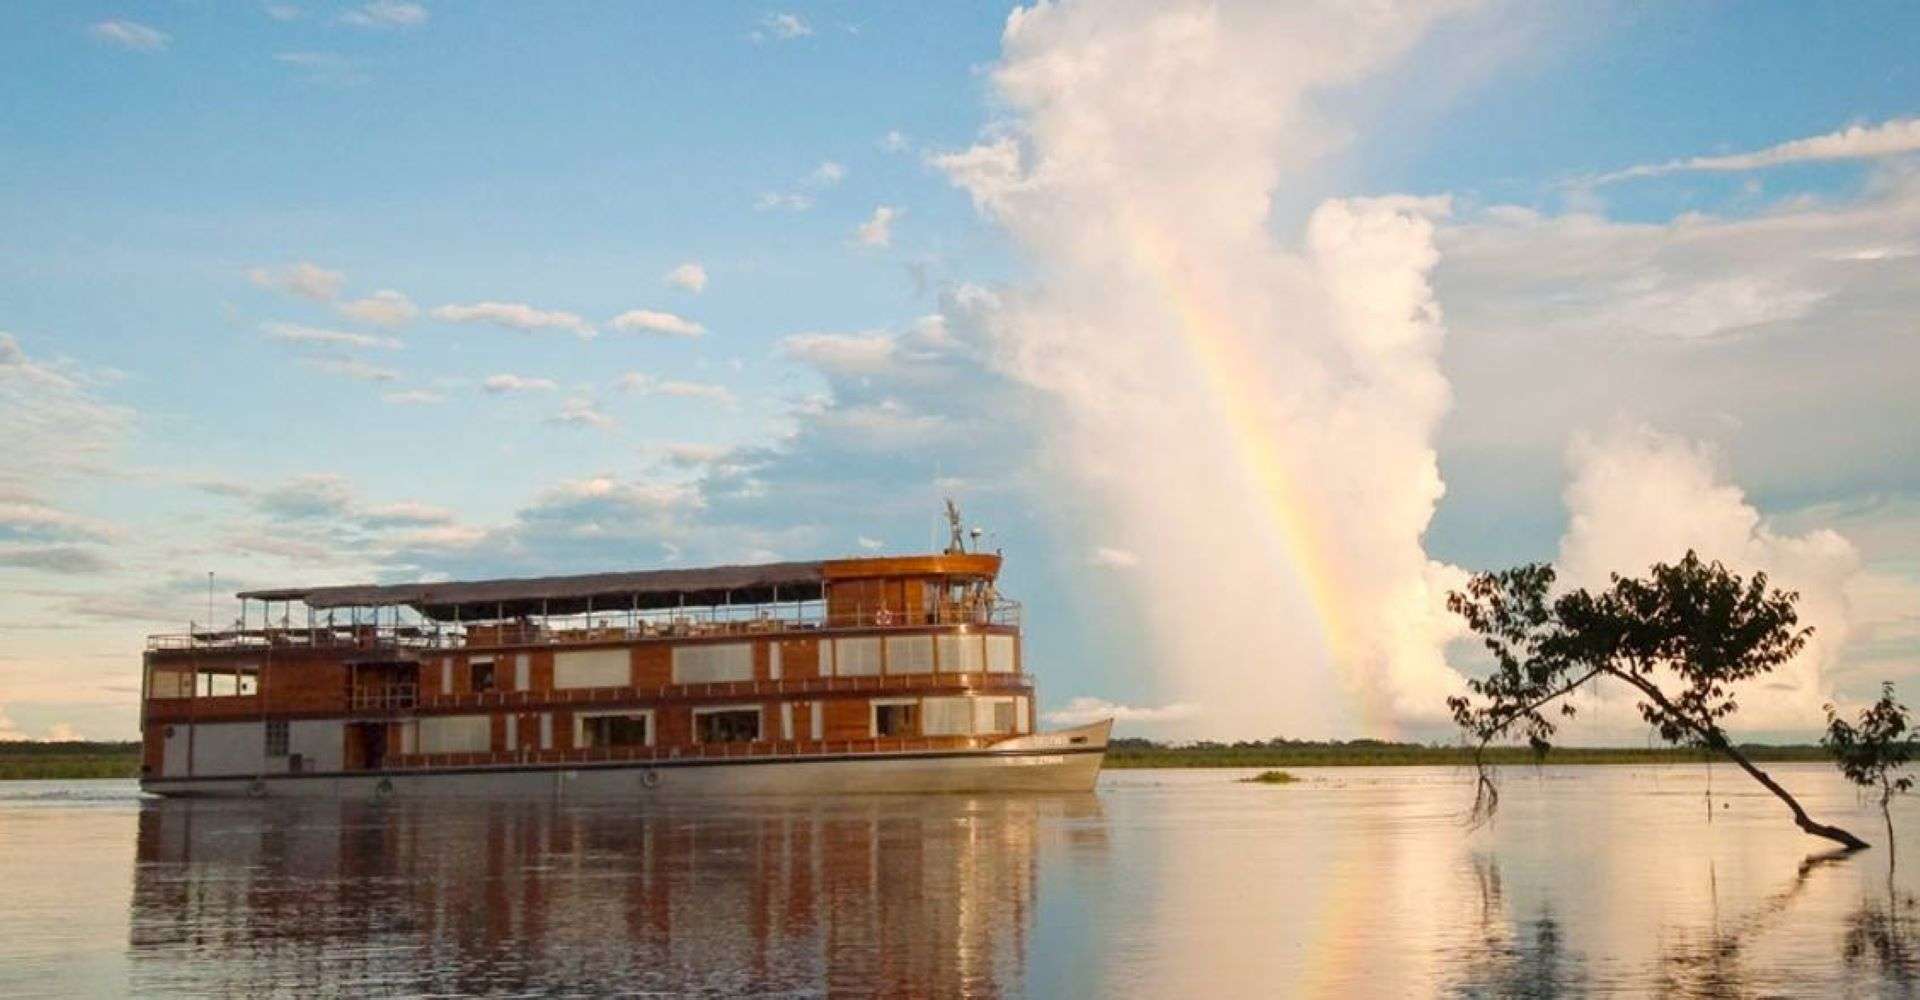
[[403, 695, 1032, 755], [147, 634, 1021, 703], [447, 634, 1019, 695]]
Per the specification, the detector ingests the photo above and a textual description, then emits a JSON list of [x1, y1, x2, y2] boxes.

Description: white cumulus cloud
[[780, 332, 895, 376], [664, 262, 708, 293], [249, 261, 345, 301], [609, 309, 705, 338], [855, 205, 900, 248], [1553, 424, 1863, 732], [759, 13, 812, 40], [335, 289, 418, 327], [1044, 697, 1199, 726]]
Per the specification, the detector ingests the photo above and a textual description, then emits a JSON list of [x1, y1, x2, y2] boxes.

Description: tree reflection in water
[[1446, 854, 1588, 998], [1843, 882, 1920, 990], [128, 793, 1101, 997], [1655, 849, 1853, 998]]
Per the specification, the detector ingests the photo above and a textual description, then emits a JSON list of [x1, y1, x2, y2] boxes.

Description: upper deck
[[147, 552, 1015, 657]]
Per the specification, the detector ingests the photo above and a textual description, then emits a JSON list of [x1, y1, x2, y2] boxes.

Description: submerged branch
[[1465, 667, 1604, 827]]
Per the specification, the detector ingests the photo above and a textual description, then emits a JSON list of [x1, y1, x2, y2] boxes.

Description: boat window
[[554, 648, 631, 689], [985, 634, 1016, 673], [417, 715, 491, 754], [672, 643, 753, 684], [936, 634, 983, 673], [922, 697, 974, 736], [148, 666, 193, 699], [580, 712, 651, 749], [991, 699, 1017, 734], [884, 635, 934, 675], [470, 660, 496, 693], [873, 701, 918, 737], [834, 637, 881, 677], [695, 708, 761, 743], [264, 720, 289, 757]]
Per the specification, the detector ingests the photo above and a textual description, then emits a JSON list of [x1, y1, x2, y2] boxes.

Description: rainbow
[[1117, 209, 1398, 738]]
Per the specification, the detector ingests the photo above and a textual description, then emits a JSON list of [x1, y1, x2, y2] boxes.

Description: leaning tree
[[1446, 550, 1869, 851]]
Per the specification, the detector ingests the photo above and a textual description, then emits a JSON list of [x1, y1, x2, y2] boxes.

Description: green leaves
[[1825, 682, 1917, 807], [1447, 550, 1808, 755]]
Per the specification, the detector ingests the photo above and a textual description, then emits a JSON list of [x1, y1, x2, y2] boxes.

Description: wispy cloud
[[617, 373, 735, 405], [263, 321, 401, 350], [1594, 117, 1920, 184], [341, 1, 427, 29], [879, 130, 909, 154], [381, 388, 444, 405], [755, 191, 814, 212], [807, 161, 846, 188], [546, 397, 615, 430], [660, 443, 733, 468], [664, 262, 708, 293], [274, 51, 364, 85], [89, 20, 169, 51], [248, 261, 344, 301], [336, 289, 417, 326], [481, 373, 557, 395], [1090, 547, 1139, 568], [299, 356, 399, 382], [1043, 697, 1199, 726], [609, 309, 705, 338], [855, 205, 900, 248], [0, 499, 119, 543], [431, 301, 595, 338], [0, 545, 115, 575], [757, 13, 812, 41], [262, 3, 302, 21], [781, 332, 895, 375]]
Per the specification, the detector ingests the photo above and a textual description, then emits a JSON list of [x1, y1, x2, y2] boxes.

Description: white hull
[[143, 720, 1111, 800]]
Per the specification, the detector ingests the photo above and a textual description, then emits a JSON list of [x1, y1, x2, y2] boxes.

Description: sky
[[2, 1, 1918, 744]]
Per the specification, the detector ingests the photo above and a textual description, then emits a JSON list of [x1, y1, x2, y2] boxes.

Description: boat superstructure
[[138, 542, 1108, 798]]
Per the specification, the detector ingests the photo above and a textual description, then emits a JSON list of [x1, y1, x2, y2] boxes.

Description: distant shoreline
[[2, 739, 1837, 781], [1104, 742, 1832, 768]]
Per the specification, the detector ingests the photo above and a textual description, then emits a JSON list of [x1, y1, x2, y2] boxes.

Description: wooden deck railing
[[146, 601, 1022, 654], [387, 734, 996, 772]]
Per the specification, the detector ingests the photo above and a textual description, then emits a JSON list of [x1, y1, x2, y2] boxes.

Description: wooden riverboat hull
[[141, 720, 1110, 799]]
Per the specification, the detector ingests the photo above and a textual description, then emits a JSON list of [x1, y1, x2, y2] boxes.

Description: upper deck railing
[[145, 599, 1022, 654]]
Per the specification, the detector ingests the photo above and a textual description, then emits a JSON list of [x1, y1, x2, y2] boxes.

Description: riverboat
[[138, 519, 1109, 798]]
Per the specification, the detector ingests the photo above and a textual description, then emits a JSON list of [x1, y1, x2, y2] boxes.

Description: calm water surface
[[3, 766, 1919, 997]]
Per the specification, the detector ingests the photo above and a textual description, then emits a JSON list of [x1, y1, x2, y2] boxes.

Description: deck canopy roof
[[240, 560, 829, 622]]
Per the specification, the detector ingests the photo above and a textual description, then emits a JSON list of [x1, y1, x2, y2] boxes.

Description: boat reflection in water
[[129, 793, 1102, 996]]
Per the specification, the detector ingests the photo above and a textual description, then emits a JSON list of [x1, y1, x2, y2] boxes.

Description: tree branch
[[1607, 665, 1868, 851]]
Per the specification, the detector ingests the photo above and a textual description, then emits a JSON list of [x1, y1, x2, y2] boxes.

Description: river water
[[2, 765, 1917, 997]]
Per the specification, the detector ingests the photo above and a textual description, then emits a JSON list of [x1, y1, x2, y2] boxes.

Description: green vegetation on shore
[[0, 737, 1841, 780], [1103, 737, 1834, 769], [0, 741, 141, 780]]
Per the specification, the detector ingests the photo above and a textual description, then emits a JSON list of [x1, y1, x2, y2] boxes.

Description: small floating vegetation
[[1242, 770, 1297, 785]]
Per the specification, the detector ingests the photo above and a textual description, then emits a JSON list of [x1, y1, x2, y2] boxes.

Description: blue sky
[[3, 1, 1918, 742]]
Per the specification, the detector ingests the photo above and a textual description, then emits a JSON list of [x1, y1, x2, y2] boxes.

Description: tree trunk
[[1612, 669, 1870, 851]]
